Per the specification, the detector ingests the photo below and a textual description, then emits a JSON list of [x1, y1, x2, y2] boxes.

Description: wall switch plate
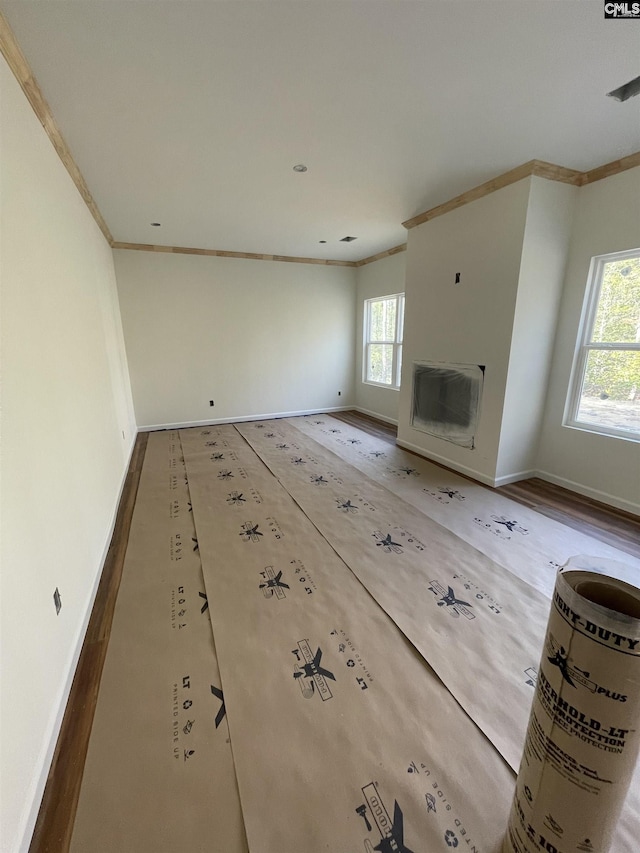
[[54, 588, 62, 615]]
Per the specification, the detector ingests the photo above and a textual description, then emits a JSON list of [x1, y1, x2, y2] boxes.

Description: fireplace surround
[[410, 362, 484, 449]]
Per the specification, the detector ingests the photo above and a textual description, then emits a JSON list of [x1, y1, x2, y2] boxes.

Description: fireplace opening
[[411, 362, 484, 448]]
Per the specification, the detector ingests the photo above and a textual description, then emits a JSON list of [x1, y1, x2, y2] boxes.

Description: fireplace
[[411, 362, 484, 448]]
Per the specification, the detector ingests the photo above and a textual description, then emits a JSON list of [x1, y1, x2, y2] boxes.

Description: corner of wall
[[354, 251, 407, 424], [534, 165, 640, 511], [495, 178, 577, 481]]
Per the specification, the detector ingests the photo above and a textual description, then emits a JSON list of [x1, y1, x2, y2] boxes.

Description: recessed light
[[293, 164, 308, 173], [607, 75, 640, 102], [151, 222, 161, 226], [340, 235, 357, 242]]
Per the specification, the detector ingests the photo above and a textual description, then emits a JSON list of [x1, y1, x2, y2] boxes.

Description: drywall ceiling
[[2, 0, 639, 262]]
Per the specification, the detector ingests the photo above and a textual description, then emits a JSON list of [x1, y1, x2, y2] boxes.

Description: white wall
[[397, 179, 531, 483], [496, 178, 577, 482], [0, 55, 136, 853], [113, 249, 357, 428], [536, 167, 640, 514], [354, 251, 406, 424]]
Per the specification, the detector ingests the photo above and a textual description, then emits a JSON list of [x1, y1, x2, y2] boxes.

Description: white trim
[[362, 378, 401, 391], [563, 420, 640, 443], [354, 406, 399, 427], [564, 248, 640, 441], [363, 293, 404, 388], [396, 439, 639, 514], [139, 406, 353, 432], [493, 469, 538, 487], [535, 469, 640, 517], [17, 433, 138, 853], [395, 438, 497, 487]]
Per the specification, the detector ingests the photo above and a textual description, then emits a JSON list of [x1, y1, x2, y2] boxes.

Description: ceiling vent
[[340, 236, 358, 242], [607, 75, 640, 102]]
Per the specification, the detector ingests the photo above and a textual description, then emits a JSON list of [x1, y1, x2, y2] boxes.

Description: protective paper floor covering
[[72, 419, 639, 852], [70, 431, 247, 852], [290, 416, 640, 598], [231, 418, 639, 850], [180, 424, 517, 852], [235, 419, 553, 769]]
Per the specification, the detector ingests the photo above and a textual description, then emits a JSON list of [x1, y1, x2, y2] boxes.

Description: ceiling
[[2, 1, 639, 262]]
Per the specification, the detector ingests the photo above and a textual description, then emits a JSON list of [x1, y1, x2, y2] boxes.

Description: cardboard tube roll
[[504, 557, 640, 853]]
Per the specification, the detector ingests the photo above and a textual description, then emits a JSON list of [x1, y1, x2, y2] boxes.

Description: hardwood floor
[[29, 433, 148, 853], [498, 477, 639, 557], [332, 410, 640, 558], [28, 413, 638, 851]]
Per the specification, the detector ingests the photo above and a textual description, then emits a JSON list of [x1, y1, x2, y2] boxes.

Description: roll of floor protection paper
[[504, 557, 640, 853]]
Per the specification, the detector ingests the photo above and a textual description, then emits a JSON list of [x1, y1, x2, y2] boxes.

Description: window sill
[[362, 380, 400, 390], [563, 420, 640, 444]]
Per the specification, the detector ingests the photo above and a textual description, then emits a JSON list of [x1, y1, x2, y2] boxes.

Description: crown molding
[[402, 160, 582, 230], [529, 160, 584, 185], [113, 241, 411, 270], [0, 11, 113, 244], [354, 244, 407, 268], [3, 12, 638, 263], [111, 242, 357, 267], [403, 154, 640, 230], [581, 151, 640, 185]]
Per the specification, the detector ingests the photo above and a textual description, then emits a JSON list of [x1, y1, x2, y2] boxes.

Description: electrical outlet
[[53, 588, 62, 615], [209, 400, 215, 407]]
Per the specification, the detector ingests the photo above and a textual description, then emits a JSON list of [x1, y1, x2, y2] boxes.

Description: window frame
[[363, 292, 405, 389], [564, 247, 640, 442]]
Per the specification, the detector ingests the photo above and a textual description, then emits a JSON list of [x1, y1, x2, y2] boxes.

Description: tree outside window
[[566, 250, 640, 439], [364, 294, 404, 388]]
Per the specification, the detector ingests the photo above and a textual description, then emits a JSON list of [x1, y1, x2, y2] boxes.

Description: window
[[363, 293, 404, 388], [566, 249, 640, 440]]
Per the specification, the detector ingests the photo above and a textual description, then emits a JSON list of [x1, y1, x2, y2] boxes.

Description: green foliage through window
[[364, 294, 404, 388], [569, 251, 640, 438]]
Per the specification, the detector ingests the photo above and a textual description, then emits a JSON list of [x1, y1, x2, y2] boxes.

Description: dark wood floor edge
[[29, 431, 148, 853], [330, 410, 639, 556], [340, 408, 398, 430], [507, 476, 640, 525], [331, 409, 397, 438]]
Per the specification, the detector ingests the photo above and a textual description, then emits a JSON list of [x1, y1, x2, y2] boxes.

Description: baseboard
[[139, 406, 353, 432], [395, 438, 497, 487], [493, 469, 538, 487], [535, 469, 640, 517], [17, 432, 138, 853], [354, 406, 398, 427]]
